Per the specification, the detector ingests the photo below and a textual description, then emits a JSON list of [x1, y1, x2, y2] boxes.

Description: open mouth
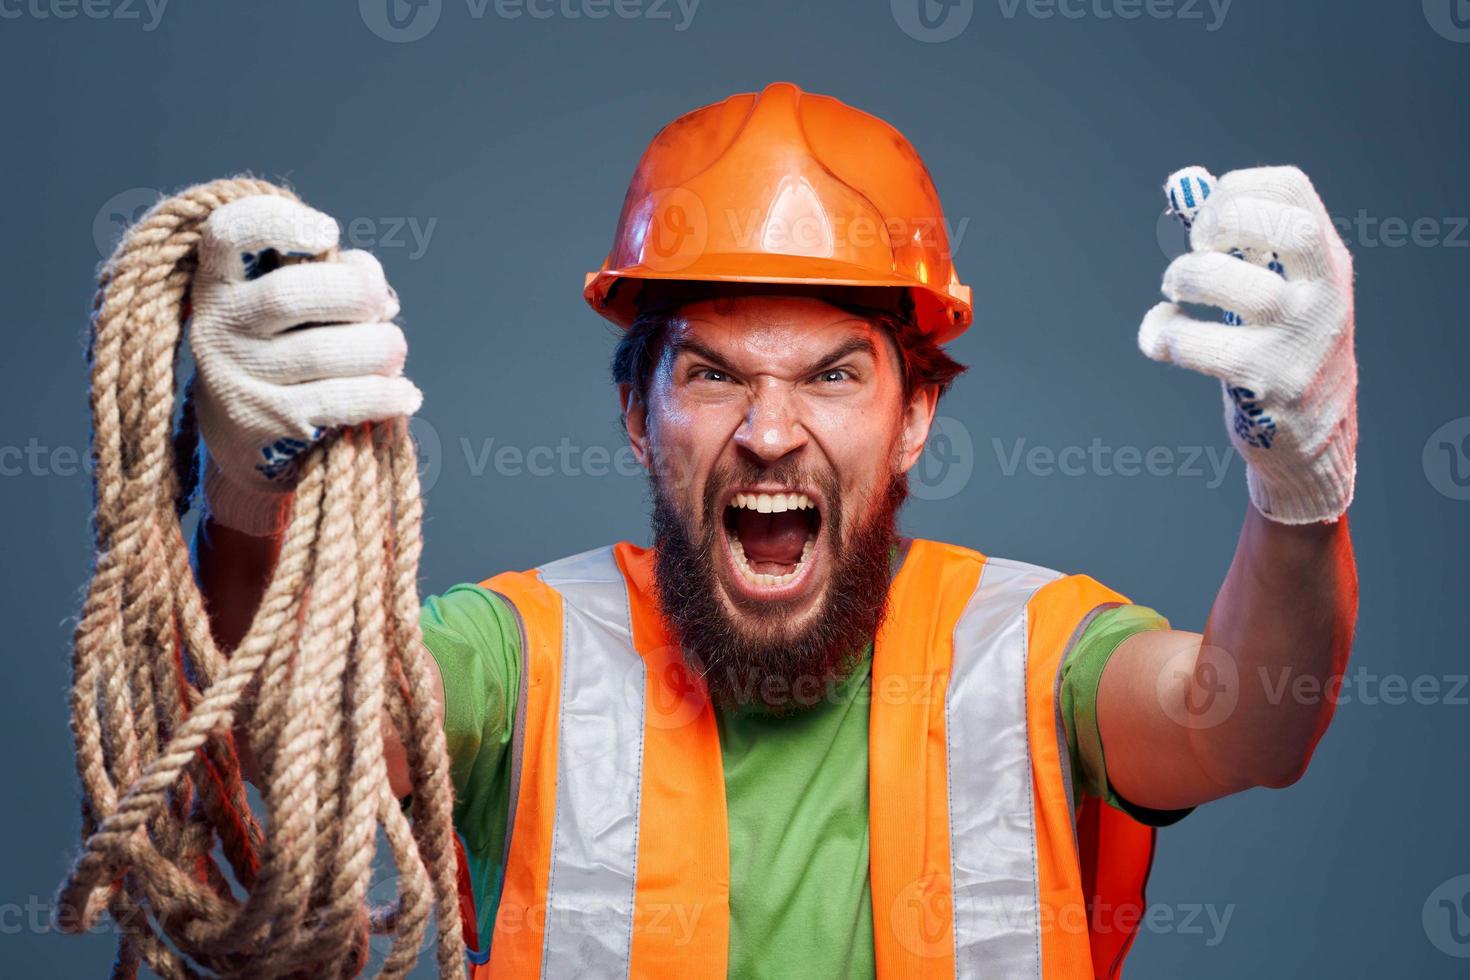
[[721, 489, 823, 594]]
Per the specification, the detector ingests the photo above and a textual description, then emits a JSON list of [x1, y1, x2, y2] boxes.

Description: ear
[[895, 385, 940, 474], [619, 383, 652, 469]]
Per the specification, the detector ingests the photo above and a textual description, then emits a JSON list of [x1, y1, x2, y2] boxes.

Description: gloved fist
[[191, 195, 423, 535], [1139, 166, 1357, 524]]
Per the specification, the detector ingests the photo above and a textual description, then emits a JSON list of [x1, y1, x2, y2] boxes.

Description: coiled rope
[[56, 178, 465, 979]]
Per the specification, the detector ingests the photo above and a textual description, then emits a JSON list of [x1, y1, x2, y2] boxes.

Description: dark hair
[[611, 300, 967, 408]]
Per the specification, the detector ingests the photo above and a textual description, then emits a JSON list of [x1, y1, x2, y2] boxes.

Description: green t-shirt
[[419, 580, 1181, 976]]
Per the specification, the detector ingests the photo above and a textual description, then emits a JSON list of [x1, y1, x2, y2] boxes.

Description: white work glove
[[191, 195, 422, 535], [1139, 165, 1357, 524]]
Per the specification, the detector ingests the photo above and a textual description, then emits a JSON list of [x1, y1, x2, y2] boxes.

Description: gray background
[[2, 0, 1467, 976]]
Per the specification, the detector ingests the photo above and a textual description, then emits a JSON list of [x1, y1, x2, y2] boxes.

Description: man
[[193, 83, 1358, 978]]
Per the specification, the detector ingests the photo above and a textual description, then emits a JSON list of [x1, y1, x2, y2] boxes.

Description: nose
[[733, 382, 808, 464]]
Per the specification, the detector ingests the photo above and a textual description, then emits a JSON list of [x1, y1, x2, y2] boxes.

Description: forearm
[[1192, 505, 1358, 789], [193, 515, 445, 798], [194, 517, 280, 650], [192, 519, 279, 785]]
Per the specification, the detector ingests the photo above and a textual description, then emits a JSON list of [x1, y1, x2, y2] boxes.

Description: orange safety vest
[[457, 539, 1156, 978]]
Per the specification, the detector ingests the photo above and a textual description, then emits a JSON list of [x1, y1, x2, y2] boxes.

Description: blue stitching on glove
[[257, 437, 312, 481]]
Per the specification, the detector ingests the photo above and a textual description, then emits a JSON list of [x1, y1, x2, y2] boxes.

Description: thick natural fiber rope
[[57, 178, 465, 979]]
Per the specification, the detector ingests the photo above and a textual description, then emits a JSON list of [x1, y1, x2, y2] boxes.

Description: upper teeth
[[732, 492, 814, 514]]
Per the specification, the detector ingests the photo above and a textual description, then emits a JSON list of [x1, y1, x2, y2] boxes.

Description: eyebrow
[[669, 335, 879, 377]]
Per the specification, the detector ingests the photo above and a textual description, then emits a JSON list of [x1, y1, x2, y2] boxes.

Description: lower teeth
[[731, 535, 814, 587]]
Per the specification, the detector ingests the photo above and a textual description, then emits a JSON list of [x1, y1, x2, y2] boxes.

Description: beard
[[648, 455, 908, 715]]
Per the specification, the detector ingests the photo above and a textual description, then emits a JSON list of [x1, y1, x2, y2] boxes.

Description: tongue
[[734, 509, 808, 565]]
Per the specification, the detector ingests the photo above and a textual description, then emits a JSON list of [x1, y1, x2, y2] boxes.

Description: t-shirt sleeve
[[1058, 603, 1195, 828], [419, 583, 522, 853]]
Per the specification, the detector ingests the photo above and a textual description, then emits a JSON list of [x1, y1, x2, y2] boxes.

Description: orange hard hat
[[583, 82, 973, 343]]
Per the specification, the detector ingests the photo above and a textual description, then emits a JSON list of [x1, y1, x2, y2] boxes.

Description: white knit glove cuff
[[201, 454, 293, 537], [1236, 399, 1356, 525]]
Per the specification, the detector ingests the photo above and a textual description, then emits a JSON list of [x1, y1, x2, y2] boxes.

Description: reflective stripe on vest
[[474, 539, 1154, 979], [950, 557, 1059, 973], [536, 547, 647, 974]]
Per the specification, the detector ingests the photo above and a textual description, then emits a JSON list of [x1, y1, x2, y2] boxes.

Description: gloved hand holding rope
[[56, 178, 465, 979]]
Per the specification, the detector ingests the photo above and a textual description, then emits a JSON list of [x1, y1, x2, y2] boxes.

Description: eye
[[816, 368, 852, 384], [696, 368, 731, 383]]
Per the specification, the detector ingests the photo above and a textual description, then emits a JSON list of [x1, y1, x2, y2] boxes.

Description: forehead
[[665, 294, 895, 373]]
